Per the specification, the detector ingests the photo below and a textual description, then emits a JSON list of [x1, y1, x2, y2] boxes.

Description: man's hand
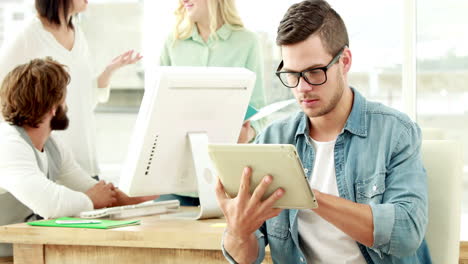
[[111, 189, 159, 207], [215, 167, 285, 263], [237, 121, 256, 144], [85, 180, 117, 209]]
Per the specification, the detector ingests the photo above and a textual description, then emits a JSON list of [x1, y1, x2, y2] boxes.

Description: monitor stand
[[162, 132, 223, 220]]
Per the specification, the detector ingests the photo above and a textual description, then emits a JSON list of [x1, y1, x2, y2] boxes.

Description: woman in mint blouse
[[160, 0, 266, 110], [158, 0, 266, 205]]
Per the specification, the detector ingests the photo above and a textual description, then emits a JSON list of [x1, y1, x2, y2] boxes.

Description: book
[[244, 105, 259, 121], [250, 99, 296, 121], [244, 99, 296, 122], [27, 217, 141, 229]]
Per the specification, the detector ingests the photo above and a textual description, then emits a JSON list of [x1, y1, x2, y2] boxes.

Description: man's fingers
[[263, 208, 284, 220], [215, 177, 228, 204], [110, 197, 117, 206], [141, 195, 158, 201], [250, 175, 273, 204], [110, 190, 117, 198], [238, 167, 252, 200], [260, 187, 285, 210]]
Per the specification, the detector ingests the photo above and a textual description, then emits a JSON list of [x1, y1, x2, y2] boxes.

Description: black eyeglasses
[[275, 46, 346, 88]]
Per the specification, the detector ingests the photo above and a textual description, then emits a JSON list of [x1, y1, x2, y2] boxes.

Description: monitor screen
[[119, 66, 255, 196]]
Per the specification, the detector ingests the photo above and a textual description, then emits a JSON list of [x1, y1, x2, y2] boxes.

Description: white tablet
[[208, 144, 318, 209]]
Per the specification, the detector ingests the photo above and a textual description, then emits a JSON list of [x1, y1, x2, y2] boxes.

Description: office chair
[[422, 140, 463, 263], [421, 128, 444, 140]]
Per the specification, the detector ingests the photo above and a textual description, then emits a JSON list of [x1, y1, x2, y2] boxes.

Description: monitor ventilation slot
[[144, 135, 159, 175]]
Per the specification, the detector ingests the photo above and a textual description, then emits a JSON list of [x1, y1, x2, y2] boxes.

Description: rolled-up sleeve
[[221, 228, 267, 264], [369, 123, 428, 258]]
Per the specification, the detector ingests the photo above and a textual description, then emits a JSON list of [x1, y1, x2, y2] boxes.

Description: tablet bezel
[[208, 144, 318, 209]]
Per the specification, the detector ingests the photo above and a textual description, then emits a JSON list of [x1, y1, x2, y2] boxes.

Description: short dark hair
[[0, 58, 70, 128], [35, 0, 74, 28], [276, 0, 349, 56]]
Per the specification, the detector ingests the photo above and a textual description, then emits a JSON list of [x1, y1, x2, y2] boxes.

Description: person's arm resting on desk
[[0, 139, 97, 218], [216, 167, 285, 264], [57, 140, 158, 208]]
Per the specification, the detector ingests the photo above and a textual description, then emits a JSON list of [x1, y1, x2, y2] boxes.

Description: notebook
[[244, 105, 258, 121], [28, 217, 140, 229]]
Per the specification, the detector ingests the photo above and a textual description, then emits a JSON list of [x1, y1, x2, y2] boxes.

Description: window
[[416, 0, 468, 238], [237, 0, 405, 109], [0, 1, 32, 49]]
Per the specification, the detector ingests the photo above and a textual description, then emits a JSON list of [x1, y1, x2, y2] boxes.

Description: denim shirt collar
[[343, 87, 368, 137], [294, 87, 368, 141]]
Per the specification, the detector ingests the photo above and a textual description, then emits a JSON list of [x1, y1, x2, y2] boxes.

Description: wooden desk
[[461, 241, 468, 264], [0, 208, 466, 264], [0, 257, 13, 264], [0, 208, 271, 264]]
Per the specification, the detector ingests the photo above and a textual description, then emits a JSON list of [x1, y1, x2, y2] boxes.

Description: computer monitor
[[119, 66, 255, 219]]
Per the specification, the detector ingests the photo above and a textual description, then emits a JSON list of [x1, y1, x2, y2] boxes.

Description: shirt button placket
[[203, 46, 209, 66]]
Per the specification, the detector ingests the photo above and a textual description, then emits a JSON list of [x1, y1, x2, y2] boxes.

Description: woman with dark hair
[[0, 0, 142, 177]]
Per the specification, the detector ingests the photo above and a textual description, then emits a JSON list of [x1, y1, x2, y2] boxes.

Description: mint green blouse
[[160, 24, 266, 198], [160, 24, 266, 109]]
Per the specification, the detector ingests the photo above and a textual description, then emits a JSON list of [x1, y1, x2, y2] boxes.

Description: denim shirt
[[222, 88, 432, 263]]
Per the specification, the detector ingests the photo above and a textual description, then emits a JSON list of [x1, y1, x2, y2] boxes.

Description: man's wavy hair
[[276, 0, 349, 56], [0, 57, 70, 128]]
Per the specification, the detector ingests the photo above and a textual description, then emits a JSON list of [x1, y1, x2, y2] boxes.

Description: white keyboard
[[80, 200, 180, 219]]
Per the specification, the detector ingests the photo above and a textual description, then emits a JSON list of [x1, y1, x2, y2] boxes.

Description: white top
[[0, 17, 110, 176], [0, 123, 96, 219], [35, 149, 49, 177], [297, 138, 366, 264]]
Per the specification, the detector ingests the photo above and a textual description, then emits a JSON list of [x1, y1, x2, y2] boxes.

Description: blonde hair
[[174, 0, 244, 41]]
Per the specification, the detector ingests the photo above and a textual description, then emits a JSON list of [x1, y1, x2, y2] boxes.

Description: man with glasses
[[216, 0, 431, 263]]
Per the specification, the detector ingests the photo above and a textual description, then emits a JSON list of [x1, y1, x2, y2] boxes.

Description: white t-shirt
[[0, 17, 110, 176], [297, 138, 366, 264], [0, 123, 96, 219]]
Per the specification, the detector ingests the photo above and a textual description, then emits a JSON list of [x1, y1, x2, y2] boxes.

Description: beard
[[50, 105, 69, 131], [309, 69, 346, 117]]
